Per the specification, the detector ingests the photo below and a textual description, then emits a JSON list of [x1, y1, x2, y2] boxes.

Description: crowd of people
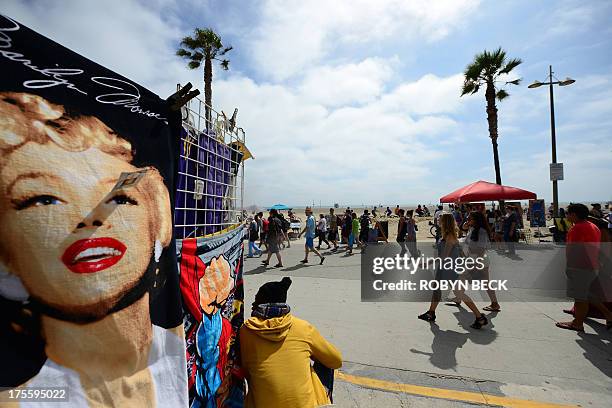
[[239, 202, 610, 405], [246, 206, 381, 266]]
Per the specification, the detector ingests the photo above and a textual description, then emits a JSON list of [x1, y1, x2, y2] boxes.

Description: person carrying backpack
[[278, 213, 291, 248], [261, 209, 284, 267]]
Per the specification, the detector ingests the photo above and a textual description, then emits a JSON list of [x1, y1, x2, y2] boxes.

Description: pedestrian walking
[[358, 210, 370, 252], [396, 209, 408, 256], [248, 214, 262, 257], [327, 208, 339, 251], [316, 213, 331, 249], [341, 209, 352, 246], [493, 210, 504, 249], [466, 211, 500, 312], [346, 212, 360, 255], [405, 209, 420, 258], [259, 211, 268, 252], [298, 207, 325, 264], [556, 204, 612, 332], [433, 205, 443, 244], [503, 205, 518, 256], [261, 209, 284, 268], [418, 213, 488, 329], [278, 212, 292, 248]]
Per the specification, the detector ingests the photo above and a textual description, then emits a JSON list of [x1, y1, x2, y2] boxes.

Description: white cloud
[[378, 73, 468, 115], [213, 74, 464, 206], [250, 0, 481, 80], [298, 58, 395, 107]]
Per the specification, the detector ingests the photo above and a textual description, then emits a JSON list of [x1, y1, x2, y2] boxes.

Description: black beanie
[[254, 277, 292, 305]]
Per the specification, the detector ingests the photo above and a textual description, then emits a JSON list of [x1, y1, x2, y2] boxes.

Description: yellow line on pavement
[[336, 371, 577, 408]]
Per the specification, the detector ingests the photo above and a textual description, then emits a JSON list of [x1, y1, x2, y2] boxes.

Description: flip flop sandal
[[555, 322, 584, 332], [274, 263, 283, 268], [562, 309, 574, 315], [483, 306, 501, 312]]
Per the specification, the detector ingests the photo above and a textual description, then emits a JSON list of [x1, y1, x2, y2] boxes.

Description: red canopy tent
[[440, 180, 537, 203]]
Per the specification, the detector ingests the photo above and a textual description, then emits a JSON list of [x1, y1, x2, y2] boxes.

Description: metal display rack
[[174, 85, 246, 239]]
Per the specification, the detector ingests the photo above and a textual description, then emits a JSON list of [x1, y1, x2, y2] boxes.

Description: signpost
[[550, 163, 564, 181]]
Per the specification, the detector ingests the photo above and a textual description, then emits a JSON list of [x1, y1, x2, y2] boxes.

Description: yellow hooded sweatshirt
[[240, 313, 342, 408]]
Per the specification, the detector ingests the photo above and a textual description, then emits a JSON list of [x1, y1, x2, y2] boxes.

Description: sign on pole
[[550, 163, 564, 181]]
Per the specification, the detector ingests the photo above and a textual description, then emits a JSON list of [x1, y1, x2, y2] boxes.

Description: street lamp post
[[528, 65, 575, 218]]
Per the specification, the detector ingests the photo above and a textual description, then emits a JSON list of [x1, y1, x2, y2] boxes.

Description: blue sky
[[4, 0, 612, 207]]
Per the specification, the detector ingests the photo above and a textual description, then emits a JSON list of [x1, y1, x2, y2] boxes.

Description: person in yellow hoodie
[[240, 277, 342, 407]]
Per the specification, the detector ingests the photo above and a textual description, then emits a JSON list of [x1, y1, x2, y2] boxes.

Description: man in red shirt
[[556, 203, 612, 331]]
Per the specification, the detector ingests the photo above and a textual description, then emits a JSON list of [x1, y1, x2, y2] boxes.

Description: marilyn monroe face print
[[0, 92, 172, 317]]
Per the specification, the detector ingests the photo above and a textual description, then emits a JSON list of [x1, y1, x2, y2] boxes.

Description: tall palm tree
[[461, 47, 521, 186], [177, 28, 232, 129]]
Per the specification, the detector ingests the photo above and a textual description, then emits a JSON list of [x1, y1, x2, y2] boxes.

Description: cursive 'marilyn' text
[[0, 15, 87, 95]]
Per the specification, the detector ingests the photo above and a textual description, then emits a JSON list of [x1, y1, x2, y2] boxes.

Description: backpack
[[268, 217, 281, 237], [249, 220, 259, 240], [280, 216, 290, 232]]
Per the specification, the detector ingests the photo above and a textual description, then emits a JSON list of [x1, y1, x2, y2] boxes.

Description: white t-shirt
[[317, 217, 327, 232], [463, 227, 491, 253], [22, 325, 188, 407]]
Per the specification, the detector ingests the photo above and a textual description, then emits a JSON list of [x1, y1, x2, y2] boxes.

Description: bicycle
[[428, 221, 439, 239]]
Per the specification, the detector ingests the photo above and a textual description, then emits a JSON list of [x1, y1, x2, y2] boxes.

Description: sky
[[3, 0, 612, 207]]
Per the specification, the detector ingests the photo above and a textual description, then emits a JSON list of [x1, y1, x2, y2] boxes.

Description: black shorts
[[328, 229, 338, 241], [359, 231, 369, 242]]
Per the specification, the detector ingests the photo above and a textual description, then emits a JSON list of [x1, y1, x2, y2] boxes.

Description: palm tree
[[176, 28, 232, 129], [460, 47, 521, 186]]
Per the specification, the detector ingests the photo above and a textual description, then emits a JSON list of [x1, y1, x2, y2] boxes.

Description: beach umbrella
[[440, 180, 536, 203], [268, 203, 291, 210]]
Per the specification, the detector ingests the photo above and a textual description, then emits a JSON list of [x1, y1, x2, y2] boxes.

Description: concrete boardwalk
[[243, 240, 612, 407]]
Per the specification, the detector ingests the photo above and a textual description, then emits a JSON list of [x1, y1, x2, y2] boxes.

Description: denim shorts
[[306, 237, 314, 248]]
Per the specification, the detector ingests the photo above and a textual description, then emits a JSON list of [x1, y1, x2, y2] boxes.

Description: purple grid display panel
[[175, 126, 240, 239]]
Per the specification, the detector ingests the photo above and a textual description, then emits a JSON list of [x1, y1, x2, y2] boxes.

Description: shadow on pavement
[[410, 308, 499, 371], [576, 321, 612, 379], [244, 265, 269, 275], [280, 263, 311, 272]]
